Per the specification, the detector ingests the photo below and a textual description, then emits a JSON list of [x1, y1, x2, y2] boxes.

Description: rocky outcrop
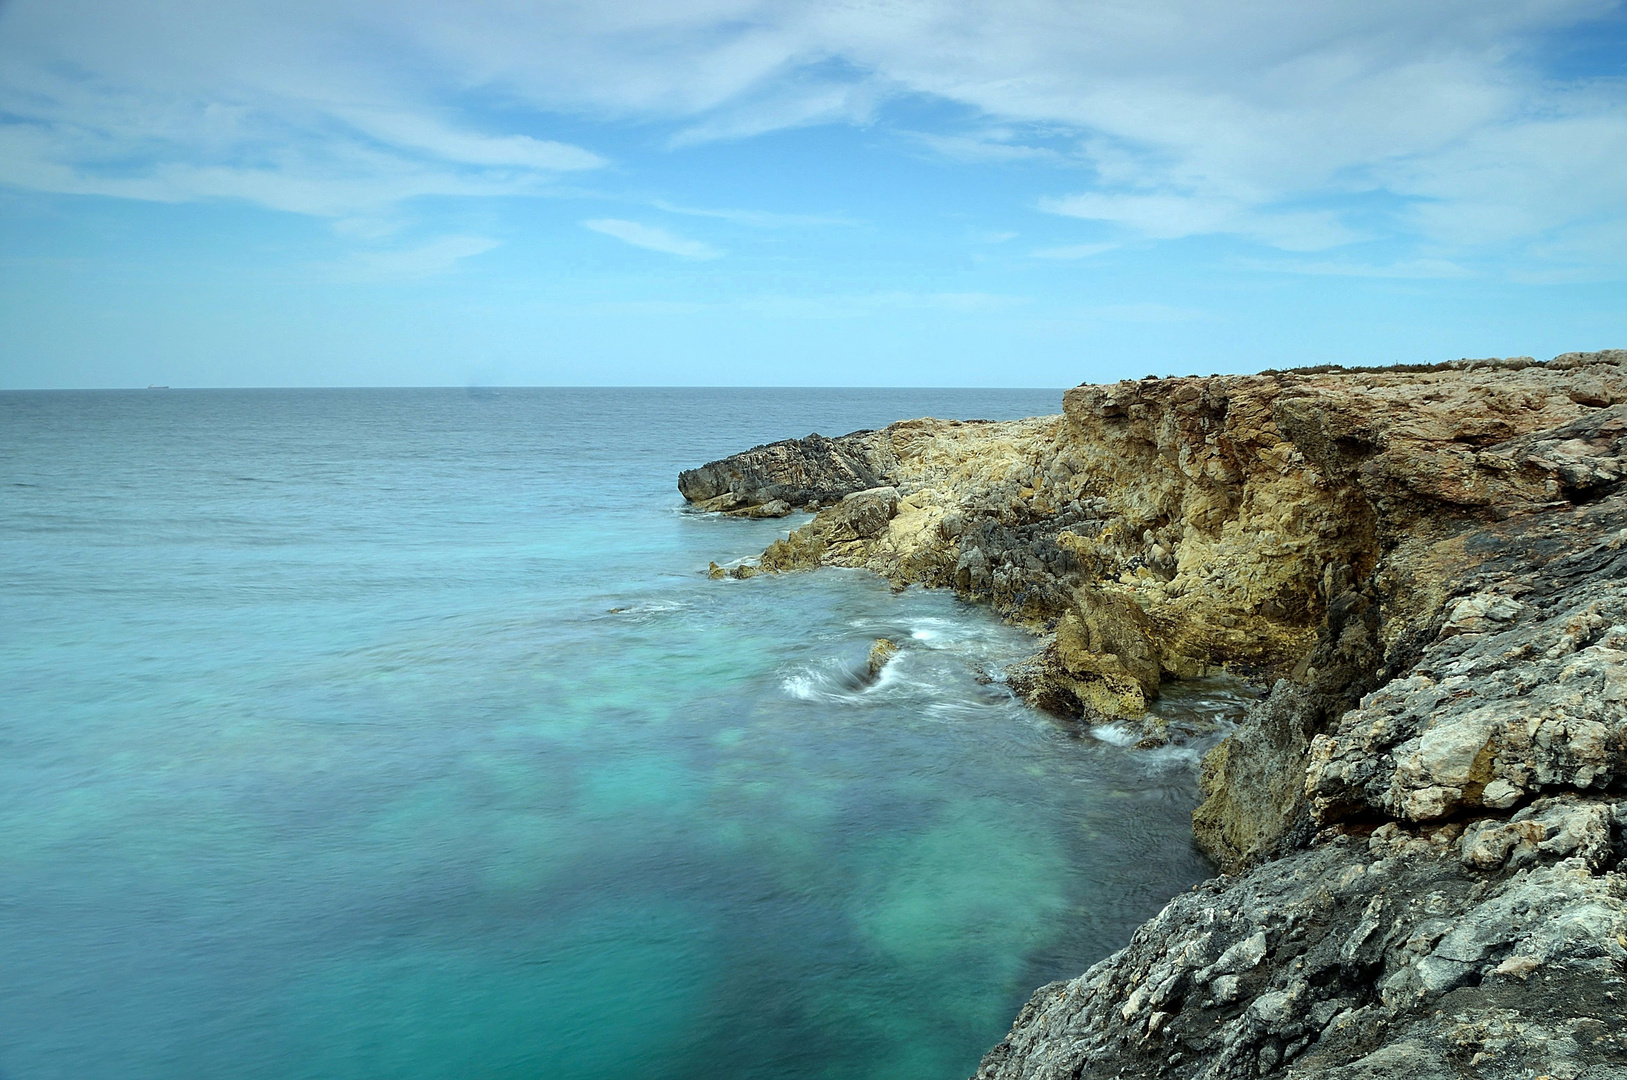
[[685, 352, 1627, 727], [679, 349, 1627, 1079], [975, 459, 1627, 1080], [677, 429, 896, 513], [1306, 471, 1627, 828], [973, 820, 1627, 1080]]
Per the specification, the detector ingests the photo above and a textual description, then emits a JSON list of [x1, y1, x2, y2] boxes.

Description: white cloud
[[1240, 257, 1474, 279], [667, 79, 881, 147], [1040, 193, 1365, 251], [910, 132, 1064, 164], [0, 118, 569, 215], [649, 199, 853, 228], [0, 12, 606, 218], [328, 235, 500, 281], [336, 109, 606, 171], [1031, 242, 1117, 260], [0, 0, 1623, 264], [583, 219, 721, 259]]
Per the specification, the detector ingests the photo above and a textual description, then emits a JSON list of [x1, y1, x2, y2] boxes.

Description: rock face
[[973, 825, 1627, 1080], [1306, 481, 1627, 828], [679, 350, 1627, 1079]]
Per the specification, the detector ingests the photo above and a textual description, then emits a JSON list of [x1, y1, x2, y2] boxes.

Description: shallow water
[[0, 389, 1251, 1080]]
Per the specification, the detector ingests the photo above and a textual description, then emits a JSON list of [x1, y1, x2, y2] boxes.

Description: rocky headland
[[679, 351, 1627, 1079]]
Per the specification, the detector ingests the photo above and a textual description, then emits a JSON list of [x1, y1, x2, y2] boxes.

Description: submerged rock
[[866, 638, 899, 680]]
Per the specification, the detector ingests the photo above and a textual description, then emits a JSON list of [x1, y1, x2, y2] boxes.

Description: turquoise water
[[0, 389, 1245, 1080]]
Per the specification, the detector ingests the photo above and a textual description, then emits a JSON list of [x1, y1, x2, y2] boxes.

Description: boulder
[[826, 487, 899, 541]]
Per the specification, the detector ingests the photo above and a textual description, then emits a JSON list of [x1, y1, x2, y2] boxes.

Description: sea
[[0, 388, 1250, 1080]]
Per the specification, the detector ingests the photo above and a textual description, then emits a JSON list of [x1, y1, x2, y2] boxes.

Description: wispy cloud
[[1031, 242, 1117, 260], [336, 109, 606, 172], [583, 219, 721, 259], [910, 132, 1064, 164], [0, 34, 605, 218], [1, 0, 1624, 269], [649, 199, 853, 228], [666, 78, 881, 148], [1040, 192, 1364, 251], [327, 235, 500, 281], [1240, 257, 1474, 279], [0, 116, 581, 216]]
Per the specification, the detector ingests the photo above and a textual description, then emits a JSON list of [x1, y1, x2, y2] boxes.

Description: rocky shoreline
[[679, 351, 1627, 1079]]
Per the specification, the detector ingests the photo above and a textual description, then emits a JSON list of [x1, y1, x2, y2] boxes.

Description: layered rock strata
[[680, 350, 1627, 1079]]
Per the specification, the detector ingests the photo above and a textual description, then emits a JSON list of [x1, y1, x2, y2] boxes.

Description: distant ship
[[147, 385, 169, 389]]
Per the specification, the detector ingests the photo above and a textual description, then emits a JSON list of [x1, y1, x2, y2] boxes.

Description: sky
[[1, 0, 1625, 388]]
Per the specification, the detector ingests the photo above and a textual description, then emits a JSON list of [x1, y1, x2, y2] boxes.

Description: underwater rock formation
[[681, 350, 1627, 1079]]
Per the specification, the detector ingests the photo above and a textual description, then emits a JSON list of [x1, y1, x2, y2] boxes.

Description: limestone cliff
[[680, 350, 1627, 1079]]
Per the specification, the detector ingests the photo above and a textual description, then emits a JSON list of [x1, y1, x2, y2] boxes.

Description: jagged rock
[[1191, 682, 1324, 872], [677, 349, 1627, 1078], [759, 528, 828, 573], [1057, 586, 1164, 704], [1460, 796, 1617, 872], [1305, 488, 1627, 826], [753, 487, 901, 570], [678, 429, 894, 511], [686, 353, 1627, 714], [1008, 587, 1166, 721], [973, 836, 1627, 1080]]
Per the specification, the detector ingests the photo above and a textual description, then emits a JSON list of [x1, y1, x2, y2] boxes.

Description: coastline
[[680, 351, 1627, 1079]]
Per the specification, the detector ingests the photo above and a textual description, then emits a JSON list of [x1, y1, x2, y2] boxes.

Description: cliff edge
[[680, 351, 1627, 1079]]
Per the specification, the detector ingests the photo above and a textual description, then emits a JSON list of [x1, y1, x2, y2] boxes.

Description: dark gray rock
[[678, 429, 894, 510], [978, 485, 1627, 1079], [974, 832, 1627, 1080], [1307, 489, 1627, 826]]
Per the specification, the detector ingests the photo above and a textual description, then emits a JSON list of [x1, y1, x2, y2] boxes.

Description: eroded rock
[[677, 350, 1627, 1078], [974, 839, 1627, 1080], [1306, 491, 1627, 826], [678, 428, 894, 512]]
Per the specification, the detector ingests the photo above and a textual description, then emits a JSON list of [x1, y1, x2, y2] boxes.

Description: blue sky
[[1, 0, 1625, 388]]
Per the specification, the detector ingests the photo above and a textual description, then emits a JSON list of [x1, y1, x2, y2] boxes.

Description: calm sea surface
[[0, 389, 1245, 1080]]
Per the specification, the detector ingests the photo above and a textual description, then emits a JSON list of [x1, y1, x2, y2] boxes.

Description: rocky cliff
[[680, 350, 1627, 1079]]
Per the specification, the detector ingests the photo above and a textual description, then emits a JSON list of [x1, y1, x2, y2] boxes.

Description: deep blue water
[[0, 388, 1243, 1080]]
